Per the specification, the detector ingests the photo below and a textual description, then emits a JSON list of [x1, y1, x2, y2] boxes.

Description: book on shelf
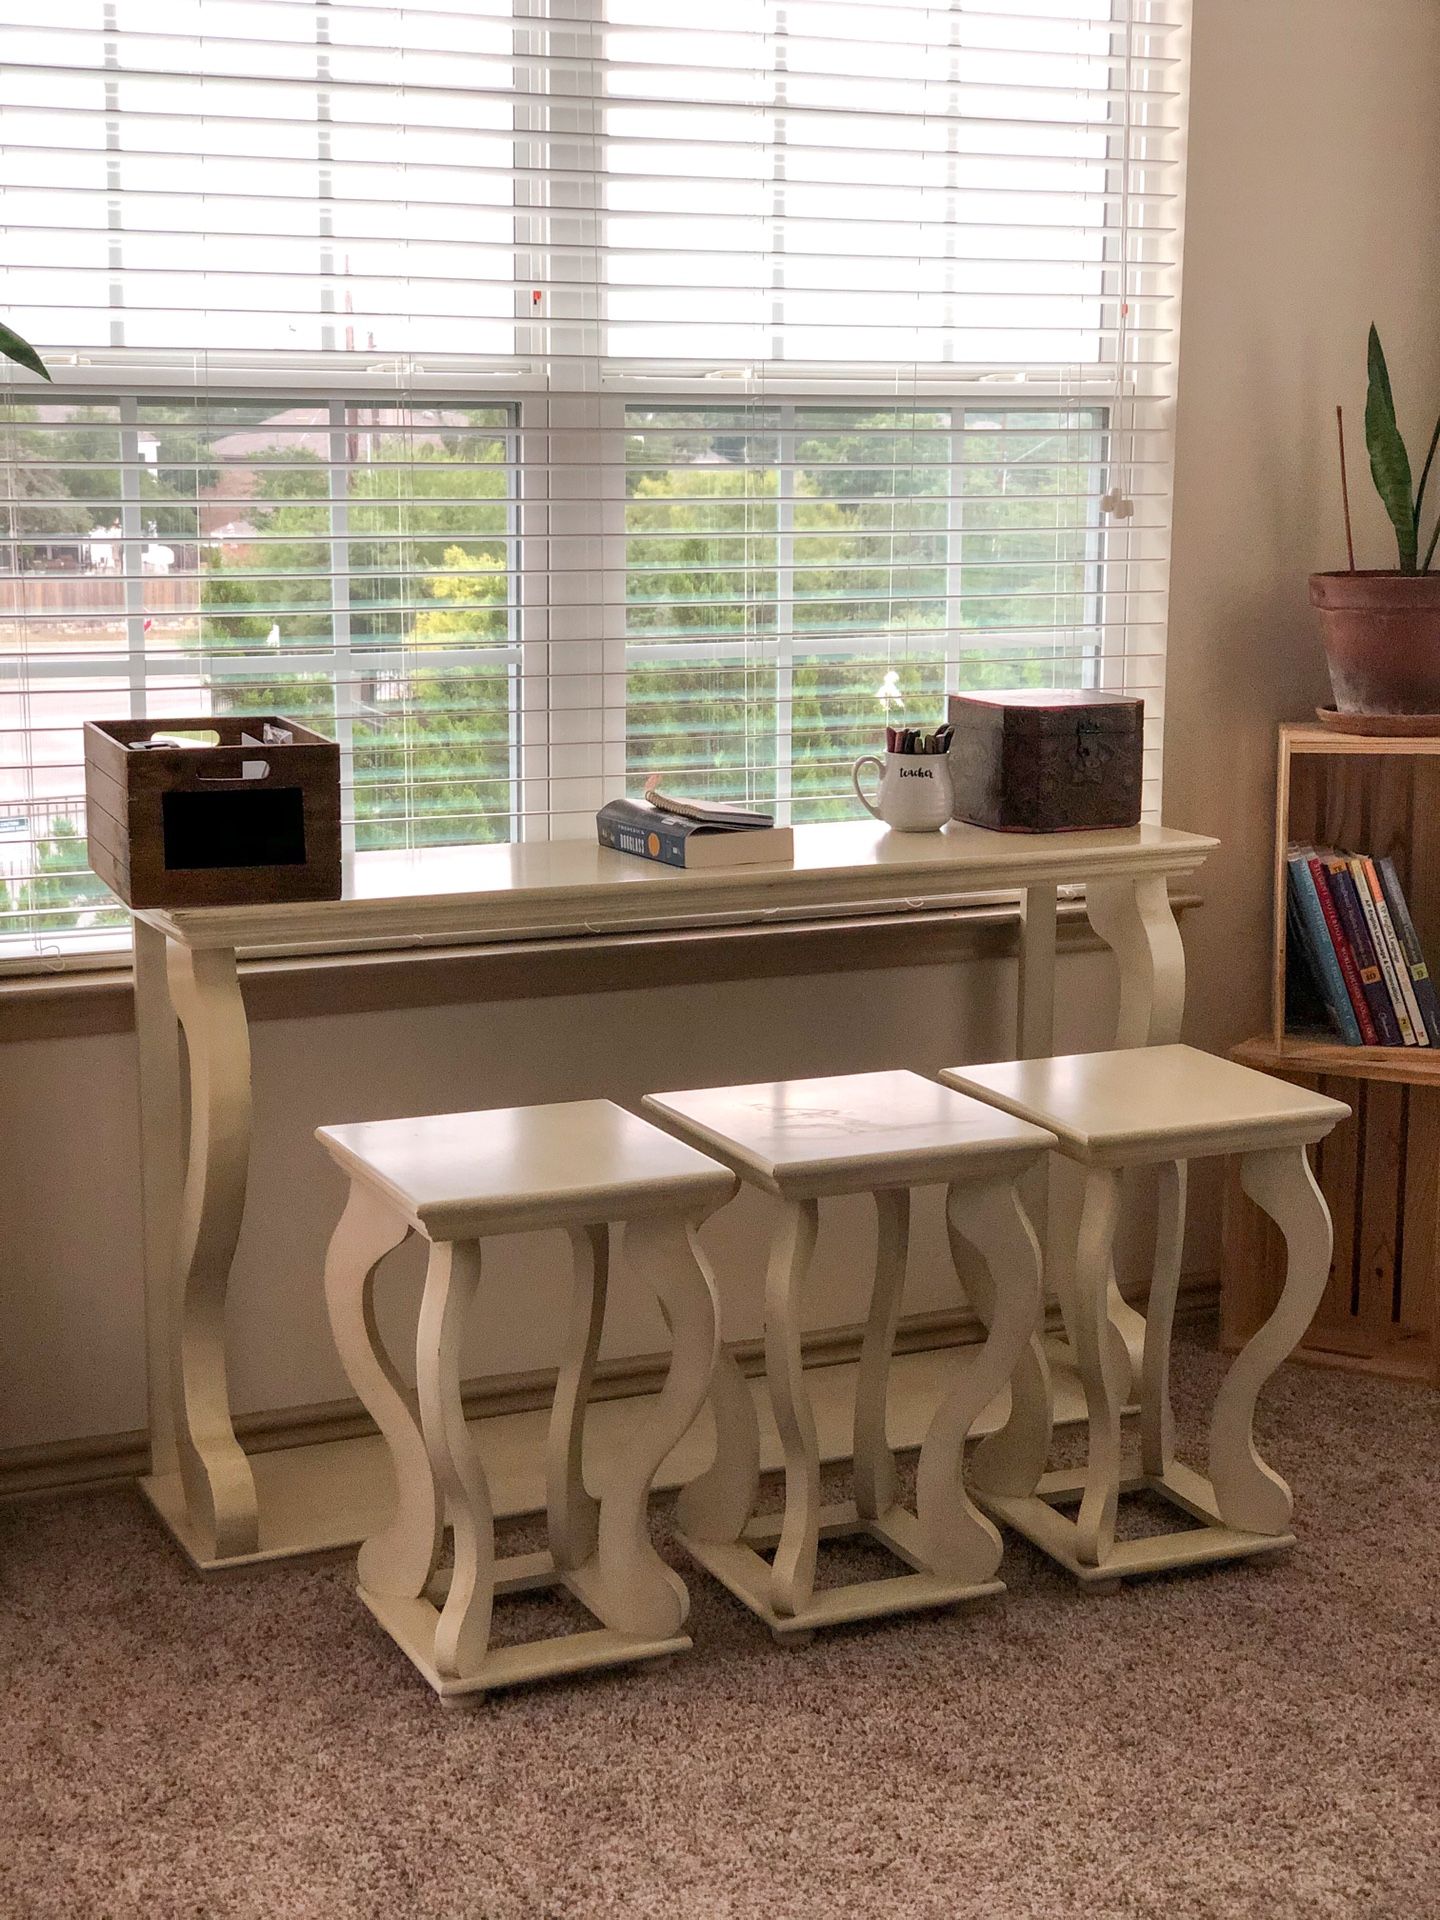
[[1316, 853, 1401, 1044], [1376, 855, 1440, 1045], [1351, 854, 1424, 1046], [596, 796, 794, 870], [1288, 851, 1368, 1044], [1285, 842, 1436, 1048], [1283, 888, 1337, 1039]]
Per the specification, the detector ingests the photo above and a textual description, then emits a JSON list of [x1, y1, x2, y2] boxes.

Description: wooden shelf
[[1235, 1034, 1440, 1088], [1272, 725, 1440, 1054], [1222, 1040, 1440, 1390], [1223, 726, 1440, 1388], [1286, 722, 1440, 758]]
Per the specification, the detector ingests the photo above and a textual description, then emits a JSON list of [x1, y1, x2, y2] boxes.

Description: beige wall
[[1167, 0, 1440, 1053], [0, 948, 1121, 1453], [7, 0, 1440, 1462]]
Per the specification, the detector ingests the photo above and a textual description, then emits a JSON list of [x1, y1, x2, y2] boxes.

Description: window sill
[[0, 890, 1201, 1046]]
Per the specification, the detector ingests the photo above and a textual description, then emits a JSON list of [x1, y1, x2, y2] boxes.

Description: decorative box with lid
[[946, 689, 1145, 834]]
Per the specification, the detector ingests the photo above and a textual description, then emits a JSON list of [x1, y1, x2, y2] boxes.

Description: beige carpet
[[2, 1329, 1437, 1920]]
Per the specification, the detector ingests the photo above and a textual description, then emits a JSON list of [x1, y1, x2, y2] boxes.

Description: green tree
[[198, 436, 515, 850], [0, 816, 124, 937]]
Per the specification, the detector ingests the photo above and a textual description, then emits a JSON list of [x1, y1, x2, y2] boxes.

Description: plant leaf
[[1366, 324, 1417, 571], [0, 322, 50, 382]]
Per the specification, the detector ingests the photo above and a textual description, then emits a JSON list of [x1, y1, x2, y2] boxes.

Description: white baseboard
[[0, 1277, 1220, 1507]]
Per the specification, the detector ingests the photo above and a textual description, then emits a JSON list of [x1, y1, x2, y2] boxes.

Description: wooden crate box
[[1270, 727, 1440, 1056], [84, 716, 341, 910], [1223, 725, 1440, 1385], [1222, 1045, 1439, 1385]]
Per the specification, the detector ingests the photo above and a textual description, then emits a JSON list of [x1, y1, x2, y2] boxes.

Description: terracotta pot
[[1311, 571, 1440, 714]]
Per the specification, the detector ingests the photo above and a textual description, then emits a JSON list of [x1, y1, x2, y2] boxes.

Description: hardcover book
[[1285, 843, 1440, 1049], [1377, 856, 1440, 1046], [1284, 892, 1339, 1040], [1305, 852, 1377, 1043], [597, 797, 794, 870], [1351, 854, 1424, 1046], [1286, 853, 1362, 1045], [1319, 853, 1402, 1044]]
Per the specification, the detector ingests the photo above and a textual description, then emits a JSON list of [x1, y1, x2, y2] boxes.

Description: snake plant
[[0, 321, 50, 382], [1366, 325, 1440, 573]]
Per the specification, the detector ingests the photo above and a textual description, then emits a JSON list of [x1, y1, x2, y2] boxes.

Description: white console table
[[131, 818, 1215, 1570]]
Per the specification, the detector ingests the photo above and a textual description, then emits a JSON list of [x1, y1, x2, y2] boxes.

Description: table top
[[942, 1045, 1350, 1163], [135, 817, 1218, 954], [317, 1098, 736, 1237], [643, 1070, 1055, 1197]]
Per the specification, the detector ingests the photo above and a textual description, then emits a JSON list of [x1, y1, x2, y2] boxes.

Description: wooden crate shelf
[[1224, 1038, 1439, 1385], [1271, 724, 1440, 1051], [1221, 722, 1440, 1385], [1247, 1036, 1440, 1087]]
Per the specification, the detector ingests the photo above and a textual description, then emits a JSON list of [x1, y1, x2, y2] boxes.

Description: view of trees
[[192, 413, 514, 852], [0, 399, 1106, 940], [623, 406, 1103, 817], [0, 818, 111, 935]]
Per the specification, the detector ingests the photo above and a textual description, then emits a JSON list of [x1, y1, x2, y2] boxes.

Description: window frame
[[0, 372, 1150, 968], [0, 0, 1182, 965]]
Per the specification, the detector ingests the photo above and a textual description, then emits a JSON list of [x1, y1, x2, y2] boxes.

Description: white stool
[[642, 1071, 1056, 1641], [318, 1099, 736, 1699], [939, 1045, 1349, 1586]]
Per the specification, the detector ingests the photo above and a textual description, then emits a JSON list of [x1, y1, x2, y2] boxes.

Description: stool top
[[642, 1071, 1054, 1198], [940, 1045, 1350, 1167], [317, 1099, 736, 1239]]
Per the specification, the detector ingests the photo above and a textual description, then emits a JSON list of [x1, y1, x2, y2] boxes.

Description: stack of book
[[1285, 845, 1440, 1048]]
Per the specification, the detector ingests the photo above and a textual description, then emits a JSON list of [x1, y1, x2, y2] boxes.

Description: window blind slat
[[0, 0, 1188, 962]]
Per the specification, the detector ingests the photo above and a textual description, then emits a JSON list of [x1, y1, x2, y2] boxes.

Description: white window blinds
[[0, 0, 1189, 960]]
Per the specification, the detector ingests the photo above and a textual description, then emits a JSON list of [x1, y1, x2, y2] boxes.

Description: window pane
[[623, 401, 1108, 823], [353, 663, 513, 852], [0, 397, 517, 959]]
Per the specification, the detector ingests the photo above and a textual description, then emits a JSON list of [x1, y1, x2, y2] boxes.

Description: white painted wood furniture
[[939, 1046, 1349, 1586], [131, 817, 1215, 1570], [318, 1098, 735, 1700], [642, 1071, 1056, 1640]]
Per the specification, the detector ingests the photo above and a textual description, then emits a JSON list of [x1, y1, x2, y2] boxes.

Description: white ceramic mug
[[852, 749, 953, 832]]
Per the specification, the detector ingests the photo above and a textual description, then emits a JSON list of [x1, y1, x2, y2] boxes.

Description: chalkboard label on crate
[[161, 786, 309, 872]]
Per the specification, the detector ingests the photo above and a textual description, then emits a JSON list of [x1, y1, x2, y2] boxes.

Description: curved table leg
[[1065, 1168, 1126, 1567], [416, 1238, 492, 1681], [548, 1223, 608, 1572], [764, 1198, 822, 1618], [134, 919, 182, 1485], [597, 1212, 720, 1638], [322, 1182, 432, 1597], [1209, 1145, 1332, 1534], [673, 1338, 761, 1546], [920, 1177, 1046, 1581], [960, 1181, 1055, 1504], [1085, 873, 1187, 1050], [1140, 1160, 1186, 1480], [1083, 873, 1188, 1397], [166, 940, 258, 1562], [853, 1188, 910, 1522]]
